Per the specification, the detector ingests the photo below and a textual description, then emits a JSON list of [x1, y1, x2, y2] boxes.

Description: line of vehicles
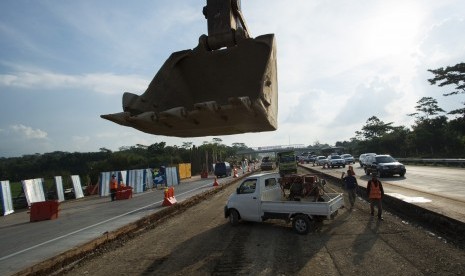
[[260, 151, 406, 177], [298, 152, 406, 177], [298, 153, 355, 168]]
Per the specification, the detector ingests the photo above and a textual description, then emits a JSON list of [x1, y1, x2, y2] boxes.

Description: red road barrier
[[30, 200, 59, 222], [162, 187, 177, 206], [116, 186, 133, 200]]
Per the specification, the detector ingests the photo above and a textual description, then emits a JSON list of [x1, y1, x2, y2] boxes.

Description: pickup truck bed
[[261, 193, 343, 219]]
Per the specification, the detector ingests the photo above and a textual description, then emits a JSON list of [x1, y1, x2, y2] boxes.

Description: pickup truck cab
[[224, 172, 344, 234]]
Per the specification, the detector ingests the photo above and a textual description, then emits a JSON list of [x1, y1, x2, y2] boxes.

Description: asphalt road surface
[[302, 164, 465, 224], [0, 176, 232, 275], [58, 167, 465, 275]]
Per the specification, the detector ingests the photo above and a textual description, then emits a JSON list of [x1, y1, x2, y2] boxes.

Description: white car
[[314, 156, 328, 166], [341, 154, 355, 164], [327, 155, 346, 168], [359, 153, 376, 167]]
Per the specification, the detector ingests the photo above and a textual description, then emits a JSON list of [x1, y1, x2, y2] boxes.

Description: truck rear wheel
[[293, 215, 312, 235], [229, 209, 239, 226]]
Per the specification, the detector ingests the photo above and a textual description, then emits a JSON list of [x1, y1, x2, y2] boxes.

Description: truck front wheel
[[293, 215, 312, 235], [229, 209, 239, 226]]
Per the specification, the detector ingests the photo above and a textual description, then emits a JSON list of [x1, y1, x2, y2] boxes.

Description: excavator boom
[[101, 0, 278, 137]]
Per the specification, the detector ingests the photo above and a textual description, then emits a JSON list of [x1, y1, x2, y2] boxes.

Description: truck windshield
[[279, 156, 294, 162]]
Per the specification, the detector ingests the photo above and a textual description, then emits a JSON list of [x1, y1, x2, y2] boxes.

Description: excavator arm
[[101, 0, 278, 137]]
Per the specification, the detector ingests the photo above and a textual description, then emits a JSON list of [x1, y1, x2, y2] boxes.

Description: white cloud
[[0, 69, 148, 95], [11, 124, 48, 139]]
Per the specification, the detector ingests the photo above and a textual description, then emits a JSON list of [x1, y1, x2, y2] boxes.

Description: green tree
[[356, 116, 394, 140], [428, 62, 465, 116], [408, 97, 445, 120]]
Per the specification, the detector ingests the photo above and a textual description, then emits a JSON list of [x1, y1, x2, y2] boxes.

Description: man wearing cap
[[109, 174, 118, 201], [341, 169, 358, 209], [366, 172, 385, 220]]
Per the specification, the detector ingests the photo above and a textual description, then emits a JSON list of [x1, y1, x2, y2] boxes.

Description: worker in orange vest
[[109, 174, 118, 201], [366, 172, 384, 220]]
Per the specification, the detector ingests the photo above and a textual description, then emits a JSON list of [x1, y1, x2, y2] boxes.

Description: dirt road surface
[[58, 177, 465, 276]]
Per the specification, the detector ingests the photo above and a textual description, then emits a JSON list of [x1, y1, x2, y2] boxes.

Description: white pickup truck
[[224, 172, 344, 234]]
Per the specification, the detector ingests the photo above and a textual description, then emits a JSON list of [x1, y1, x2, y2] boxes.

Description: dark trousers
[[347, 188, 357, 207], [110, 188, 117, 201], [370, 198, 382, 218]]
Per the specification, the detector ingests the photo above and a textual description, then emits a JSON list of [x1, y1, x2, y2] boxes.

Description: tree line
[[0, 140, 256, 183]]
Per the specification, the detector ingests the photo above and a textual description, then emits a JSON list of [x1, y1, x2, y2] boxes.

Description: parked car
[[260, 157, 275, 171], [341, 154, 355, 164], [364, 154, 406, 177], [327, 155, 346, 168], [359, 153, 376, 167], [314, 156, 328, 166]]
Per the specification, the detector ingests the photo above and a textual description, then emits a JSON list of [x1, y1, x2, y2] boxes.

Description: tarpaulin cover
[[1, 180, 14, 216], [126, 169, 153, 193], [54, 176, 65, 202], [144, 168, 153, 190], [166, 167, 179, 186], [126, 169, 144, 193], [99, 171, 118, 197], [71, 175, 84, 199], [21, 178, 45, 206]]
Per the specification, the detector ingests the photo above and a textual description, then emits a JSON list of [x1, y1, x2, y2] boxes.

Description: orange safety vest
[[110, 178, 118, 190], [369, 180, 382, 199]]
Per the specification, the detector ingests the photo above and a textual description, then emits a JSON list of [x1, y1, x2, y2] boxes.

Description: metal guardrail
[[393, 158, 465, 167]]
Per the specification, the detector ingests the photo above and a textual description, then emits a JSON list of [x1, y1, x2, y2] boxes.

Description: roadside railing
[[391, 158, 465, 167]]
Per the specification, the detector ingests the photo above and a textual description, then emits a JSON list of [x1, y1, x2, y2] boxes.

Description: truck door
[[235, 178, 261, 222]]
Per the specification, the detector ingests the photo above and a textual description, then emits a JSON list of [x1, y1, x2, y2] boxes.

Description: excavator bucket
[[101, 34, 277, 137]]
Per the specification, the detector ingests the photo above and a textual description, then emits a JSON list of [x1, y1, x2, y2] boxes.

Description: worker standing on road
[[341, 170, 358, 209], [366, 173, 385, 220], [109, 174, 118, 201]]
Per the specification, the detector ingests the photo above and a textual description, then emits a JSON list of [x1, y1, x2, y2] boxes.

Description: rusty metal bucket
[[101, 33, 277, 137]]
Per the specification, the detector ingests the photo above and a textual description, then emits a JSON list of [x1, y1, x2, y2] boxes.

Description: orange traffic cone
[[213, 177, 219, 187]]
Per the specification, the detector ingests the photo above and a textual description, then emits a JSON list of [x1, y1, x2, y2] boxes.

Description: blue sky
[[1, 0, 464, 158]]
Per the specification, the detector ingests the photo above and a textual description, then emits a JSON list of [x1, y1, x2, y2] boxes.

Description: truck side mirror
[[236, 187, 241, 194]]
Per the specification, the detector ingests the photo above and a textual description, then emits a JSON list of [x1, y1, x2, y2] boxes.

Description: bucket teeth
[[100, 112, 131, 126], [129, 111, 158, 122], [228, 96, 252, 111], [159, 107, 187, 119], [194, 101, 220, 112]]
